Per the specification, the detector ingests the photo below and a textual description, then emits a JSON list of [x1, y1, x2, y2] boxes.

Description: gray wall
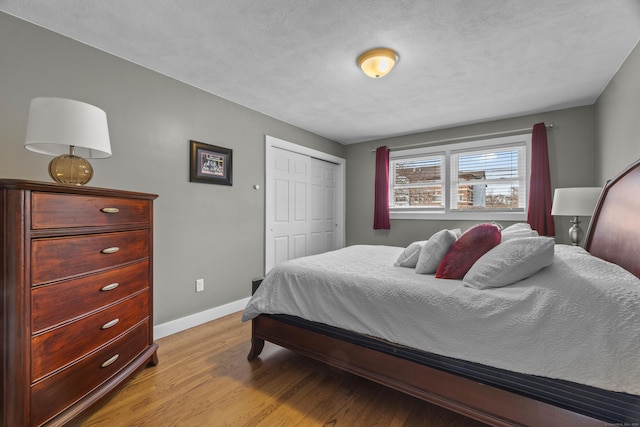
[[594, 41, 640, 183], [344, 107, 596, 247], [0, 13, 344, 325]]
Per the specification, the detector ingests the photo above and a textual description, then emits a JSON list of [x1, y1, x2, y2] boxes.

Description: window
[[389, 134, 531, 220], [391, 154, 444, 210]]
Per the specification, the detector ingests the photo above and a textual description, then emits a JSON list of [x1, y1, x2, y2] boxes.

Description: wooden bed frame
[[248, 159, 640, 427]]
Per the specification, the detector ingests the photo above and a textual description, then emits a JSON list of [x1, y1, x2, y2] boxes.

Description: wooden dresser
[[0, 179, 159, 426]]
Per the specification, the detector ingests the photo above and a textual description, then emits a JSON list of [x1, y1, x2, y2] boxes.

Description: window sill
[[390, 210, 527, 221]]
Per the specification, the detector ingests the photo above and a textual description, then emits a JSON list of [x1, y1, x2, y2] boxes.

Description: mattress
[[243, 244, 640, 396]]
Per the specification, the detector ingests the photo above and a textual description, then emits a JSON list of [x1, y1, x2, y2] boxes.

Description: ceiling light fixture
[[357, 48, 399, 78]]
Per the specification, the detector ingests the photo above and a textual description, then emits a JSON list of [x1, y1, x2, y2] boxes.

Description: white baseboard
[[153, 297, 251, 339]]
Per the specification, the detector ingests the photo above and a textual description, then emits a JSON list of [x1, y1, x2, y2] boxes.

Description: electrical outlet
[[196, 278, 204, 292]]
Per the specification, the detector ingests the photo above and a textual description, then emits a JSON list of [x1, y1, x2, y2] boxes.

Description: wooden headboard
[[585, 158, 640, 278]]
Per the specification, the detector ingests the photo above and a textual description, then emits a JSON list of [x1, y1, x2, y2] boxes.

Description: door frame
[[265, 135, 346, 275]]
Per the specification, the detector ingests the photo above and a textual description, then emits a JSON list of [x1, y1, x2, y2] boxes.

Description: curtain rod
[[371, 123, 554, 152]]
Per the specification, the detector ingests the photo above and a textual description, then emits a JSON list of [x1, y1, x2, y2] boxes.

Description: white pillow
[[415, 229, 461, 274], [394, 241, 426, 267], [463, 237, 554, 289], [501, 223, 538, 242]]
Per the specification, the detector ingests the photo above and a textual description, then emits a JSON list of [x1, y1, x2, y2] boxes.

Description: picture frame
[[189, 140, 233, 186]]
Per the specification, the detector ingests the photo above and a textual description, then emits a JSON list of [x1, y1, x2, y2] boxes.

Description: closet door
[[266, 147, 340, 273], [268, 147, 310, 269], [309, 158, 337, 255]]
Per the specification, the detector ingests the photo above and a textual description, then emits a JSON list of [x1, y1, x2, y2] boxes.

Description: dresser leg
[[147, 346, 159, 366]]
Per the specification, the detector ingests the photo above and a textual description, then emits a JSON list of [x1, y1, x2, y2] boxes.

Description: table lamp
[[24, 97, 112, 185], [551, 187, 601, 246]]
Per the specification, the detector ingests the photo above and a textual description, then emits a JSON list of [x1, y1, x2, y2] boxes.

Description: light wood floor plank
[[80, 312, 488, 427]]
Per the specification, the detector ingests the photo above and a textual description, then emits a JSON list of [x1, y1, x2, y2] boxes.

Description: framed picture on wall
[[189, 140, 233, 186]]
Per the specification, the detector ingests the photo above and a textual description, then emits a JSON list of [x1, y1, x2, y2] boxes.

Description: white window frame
[[389, 134, 531, 221]]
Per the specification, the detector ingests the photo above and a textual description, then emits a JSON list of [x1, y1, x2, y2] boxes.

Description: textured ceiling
[[1, 0, 640, 144]]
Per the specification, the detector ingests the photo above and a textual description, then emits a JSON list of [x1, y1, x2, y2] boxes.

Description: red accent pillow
[[436, 224, 502, 279]]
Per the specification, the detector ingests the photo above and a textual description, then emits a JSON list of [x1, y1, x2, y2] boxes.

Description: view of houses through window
[[392, 156, 444, 209], [389, 134, 530, 219], [450, 145, 525, 210]]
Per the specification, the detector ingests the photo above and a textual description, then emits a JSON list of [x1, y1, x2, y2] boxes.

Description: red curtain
[[527, 123, 555, 236], [374, 146, 390, 230]]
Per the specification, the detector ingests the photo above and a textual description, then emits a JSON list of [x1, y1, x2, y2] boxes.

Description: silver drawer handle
[[101, 247, 120, 254], [101, 207, 120, 214], [100, 282, 119, 292], [101, 318, 120, 330], [101, 354, 119, 368]]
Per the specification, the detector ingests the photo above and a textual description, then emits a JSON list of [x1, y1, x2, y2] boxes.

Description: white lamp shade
[[551, 187, 601, 217], [24, 97, 112, 158]]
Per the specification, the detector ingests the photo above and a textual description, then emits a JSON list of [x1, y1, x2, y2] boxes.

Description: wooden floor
[[80, 312, 489, 427]]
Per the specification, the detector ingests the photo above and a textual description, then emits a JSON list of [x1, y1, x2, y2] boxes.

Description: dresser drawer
[[32, 291, 149, 381], [31, 320, 149, 427], [32, 229, 149, 285], [31, 192, 150, 229], [32, 261, 149, 332]]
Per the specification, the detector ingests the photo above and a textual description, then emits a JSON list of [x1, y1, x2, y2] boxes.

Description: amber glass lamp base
[[48, 153, 93, 185]]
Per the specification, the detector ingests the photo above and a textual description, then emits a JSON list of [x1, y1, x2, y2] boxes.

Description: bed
[[243, 159, 640, 426]]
